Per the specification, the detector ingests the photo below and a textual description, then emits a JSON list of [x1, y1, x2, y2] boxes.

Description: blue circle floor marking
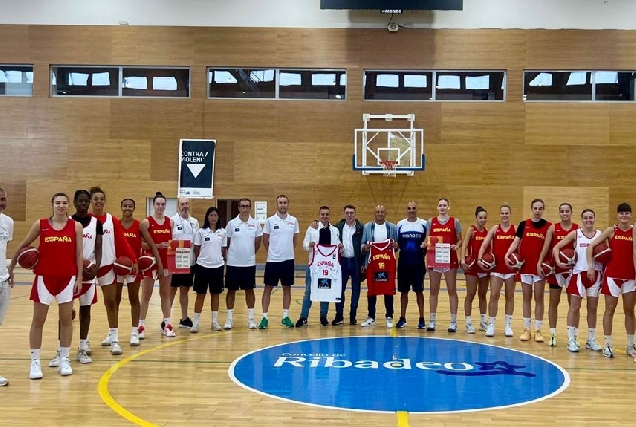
[[229, 336, 570, 414]]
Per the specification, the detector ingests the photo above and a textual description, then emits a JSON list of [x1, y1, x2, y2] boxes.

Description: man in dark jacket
[[333, 205, 364, 325]]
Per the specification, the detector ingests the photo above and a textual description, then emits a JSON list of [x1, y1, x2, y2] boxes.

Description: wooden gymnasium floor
[[2, 268, 635, 427]]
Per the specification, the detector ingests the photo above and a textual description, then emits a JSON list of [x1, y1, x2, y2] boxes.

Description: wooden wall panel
[[0, 98, 29, 138], [525, 30, 618, 69], [440, 103, 525, 145], [525, 104, 611, 146], [28, 26, 113, 64], [0, 25, 30, 62]]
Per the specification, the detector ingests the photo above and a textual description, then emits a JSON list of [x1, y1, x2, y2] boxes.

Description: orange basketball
[[541, 262, 555, 277], [593, 244, 612, 264], [480, 253, 496, 270], [17, 246, 39, 270], [113, 256, 134, 276], [507, 252, 525, 270], [558, 248, 577, 266], [138, 255, 157, 273], [464, 256, 476, 270]]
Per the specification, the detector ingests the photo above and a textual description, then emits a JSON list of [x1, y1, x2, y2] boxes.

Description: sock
[[523, 317, 531, 328], [490, 316, 496, 326], [131, 327, 137, 336], [574, 328, 579, 339], [505, 314, 512, 326], [138, 319, 145, 326], [110, 328, 119, 343], [605, 335, 612, 346], [283, 309, 289, 318], [79, 339, 87, 350], [262, 312, 268, 319], [57, 339, 61, 351], [450, 314, 457, 324], [628, 334, 635, 347], [588, 328, 596, 341], [227, 309, 234, 321], [193, 312, 201, 323], [212, 311, 218, 323], [535, 320, 543, 330], [248, 308, 254, 320], [465, 316, 472, 325], [30, 349, 40, 361], [567, 326, 575, 340], [60, 347, 70, 359], [550, 327, 556, 335], [430, 313, 437, 323], [480, 314, 487, 324]]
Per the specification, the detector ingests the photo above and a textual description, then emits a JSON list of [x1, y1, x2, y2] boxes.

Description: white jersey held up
[[310, 245, 342, 303]]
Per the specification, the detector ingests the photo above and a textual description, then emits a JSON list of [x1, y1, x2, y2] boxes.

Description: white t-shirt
[[373, 223, 388, 242], [342, 223, 356, 258], [263, 213, 300, 262], [171, 213, 200, 265], [226, 215, 263, 267], [194, 227, 227, 269], [0, 213, 14, 282]]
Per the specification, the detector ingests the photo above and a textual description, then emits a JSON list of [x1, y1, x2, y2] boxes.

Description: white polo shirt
[[171, 213, 200, 265], [0, 213, 14, 282], [194, 227, 227, 269], [263, 213, 299, 262], [226, 215, 263, 267]]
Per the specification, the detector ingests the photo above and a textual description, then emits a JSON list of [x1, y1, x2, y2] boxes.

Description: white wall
[[0, 0, 634, 29]]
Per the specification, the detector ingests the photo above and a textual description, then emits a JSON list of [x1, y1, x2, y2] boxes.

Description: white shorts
[[432, 268, 451, 274], [521, 274, 544, 285], [567, 272, 602, 298], [491, 273, 515, 280], [602, 277, 636, 298], [78, 283, 97, 307], [0, 280, 10, 325], [116, 274, 140, 284], [97, 269, 116, 287], [549, 273, 569, 288], [32, 276, 75, 306]]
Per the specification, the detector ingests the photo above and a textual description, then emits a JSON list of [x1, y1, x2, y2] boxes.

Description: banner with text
[[178, 139, 216, 199]]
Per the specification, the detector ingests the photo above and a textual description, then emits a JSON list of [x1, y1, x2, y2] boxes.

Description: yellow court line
[[98, 333, 215, 426], [396, 411, 410, 427]]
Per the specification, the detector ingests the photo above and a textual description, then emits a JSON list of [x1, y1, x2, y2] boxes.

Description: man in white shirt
[[296, 206, 341, 328], [0, 187, 14, 386], [259, 195, 299, 329], [224, 198, 263, 329], [170, 198, 200, 329]]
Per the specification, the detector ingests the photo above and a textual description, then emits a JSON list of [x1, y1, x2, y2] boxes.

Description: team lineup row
[[1, 189, 636, 384]]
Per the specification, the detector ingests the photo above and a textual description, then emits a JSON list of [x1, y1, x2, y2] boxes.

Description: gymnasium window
[[523, 71, 592, 101], [122, 67, 190, 98], [51, 66, 119, 96], [0, 65, 33, 96], [207, 68, 276, 98], [594, 71, 636, 101], [364, 71, 433, 100], [278, 69, 346, 100]]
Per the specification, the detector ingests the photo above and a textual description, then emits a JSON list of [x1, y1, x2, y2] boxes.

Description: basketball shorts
[[548, 272, 569, 290], [30, 275, 75, 305], [76, 282, 98, 307], [193, 265, 224, 295], [397, 263, 425, 293], [225, 265, 257, 291], [97, 265, 116, 287], [116, 274, 142, 285], [567, 272, 602, 298], [601, 276, 636, 298], [264, 259, 295, 287], [520, 274, 544, 285], [0, 280, 10, 325], [171, 271, 194, 288], [491, 272, 515, 280]]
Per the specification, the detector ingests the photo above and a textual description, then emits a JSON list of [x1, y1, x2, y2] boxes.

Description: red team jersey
[[92, 213, 137, 277], [492, 224, 516, 274], [366, 240, 396, 296], [519, 219, 551, 275], [604, 226, 635, 280], [548, 223, 578, 282], [466, 226, 488, 276], [146, 216, 172, 267], [429, 216, 459, 268], [123, 219, 142, 259]]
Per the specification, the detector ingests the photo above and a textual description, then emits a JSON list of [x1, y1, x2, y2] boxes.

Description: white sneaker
[[248, 319, 258, 329], [138, 326, 145, 340], [85, 340, 92, 356], [627, 345, 636, 357], [485, 323, 495, 337], [224, 319, 233, 330], [567, 339, 580, 352], [30, 360, 43, 380], [163, 324, 176, 337], [49, 351, 61, 368], [110, 342, 123, 355], [190, 323, 200, 333], [76, 349, 92, 364], [130, 330, 140, 346], [603, 344, 614, 358], [0, 376, 8, 386], [504, 324, 514, 337], [448, 322, 458, 333], [465, 324, 476, 334], [101, 335, 111, 346], [585, 340, 602, 351], [212, 322, 222, 331], [479, 322, 488, 332], [386, 317, 393, 328], [58, 357, 73, 376], [360, 317, 376, 327]]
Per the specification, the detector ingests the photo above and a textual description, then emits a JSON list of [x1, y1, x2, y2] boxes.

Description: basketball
[[558, 248, 577, 266], [507, 252, 525, 270], [83, 259, 96, 280], [138, 255, 157, 273], [541, 262, 555, 277], [593, 244, 612, 264], [464, 256, 476, 270], [480, 253, 496, 270], [17, 246, 39, 270], [113, 256, 134, 276]]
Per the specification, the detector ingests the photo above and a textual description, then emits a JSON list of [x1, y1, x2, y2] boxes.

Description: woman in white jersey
[[0, 187, 14, 386], [191, 207, 227, 332], [552, 209, 603, 353]]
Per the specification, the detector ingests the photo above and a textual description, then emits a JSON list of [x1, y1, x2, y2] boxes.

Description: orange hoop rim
[[380, 160, 398, 170]]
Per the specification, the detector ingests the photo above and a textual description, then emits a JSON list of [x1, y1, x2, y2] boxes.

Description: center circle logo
[[229, 336, 569, 413]]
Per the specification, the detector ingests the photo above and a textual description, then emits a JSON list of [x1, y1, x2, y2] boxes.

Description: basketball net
[[380, 160, 397, 178]]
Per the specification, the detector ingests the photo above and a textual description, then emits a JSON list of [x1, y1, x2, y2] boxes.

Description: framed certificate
[[167, 240, 191, 275], [426, 236, 451, 270]]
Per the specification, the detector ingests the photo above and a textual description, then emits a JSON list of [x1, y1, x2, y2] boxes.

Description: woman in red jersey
[[505, 199, 551, 343], [139, 192, 173, 337], [478, 203, 516, 338], [9, 193, 83, 380], [426, 198, 462, 333], [586, 203, 636, 359], [460, 206, 489, 334], [538, 202, 578, 347], [89, 187, 138, 356]]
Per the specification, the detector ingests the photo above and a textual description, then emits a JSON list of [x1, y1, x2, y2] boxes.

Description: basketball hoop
[[380, 160, 398, 177]]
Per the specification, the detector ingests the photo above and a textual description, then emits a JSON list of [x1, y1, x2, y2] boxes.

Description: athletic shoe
[[110, 342, 123, 355], [427, 321, 436, 332], [130, 330, 140, 346], [247, 319, 258, 329], [320, 316, 329, 326], [479, 322, 488, 332], [137, 325, 145, 340], [211, 322, 222, 331], [30, 360, 43, 380], [281, 317, 294, 328], [396, 317, 407, 329], [548, 334, 557, 347], [179, 317, 193, 329], [386, 317, 393, 328], [85, 340, 92, 356], [258, 318, 269, 329], [360, 317, 375, 327], [448, 323, 458, 333], [190, 323, 199, 333], [49, 351, 61, 368], [0, 376, 8, 386], [485, 323, 495, 337], [465, 323, 476, 334], [160, 321, 165, 332], [58, 357, 73, 376], [519, 328, 531, 341], [567, 339, 580, 353], [504, 324, 514, 337], [76, 349, 92, 364], [603, 344, 614, 358], [224, 319, 233, 330], [626, 345, 636, 357], [331, 316, 344, 326], [349, 318, 357, 325], [534, 330, 544, 343], [575, 336, 580, 347], [417, 318, 426, 329], [163, 323, 176, 337], [585, 340, 602, 351], [101, 335, 111, 346]]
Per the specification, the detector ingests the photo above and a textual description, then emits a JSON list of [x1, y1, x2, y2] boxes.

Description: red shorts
[[30, 275, 75, 305], [74, 282, 98, 306]]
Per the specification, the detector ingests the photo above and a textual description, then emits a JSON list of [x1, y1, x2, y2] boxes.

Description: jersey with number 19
[[309, 245, 342, 302]]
